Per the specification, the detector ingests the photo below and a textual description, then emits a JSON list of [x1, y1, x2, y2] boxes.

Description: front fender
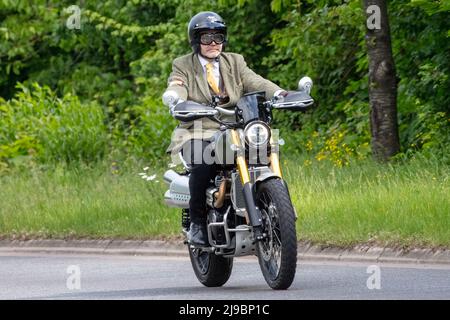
[[254, 172, 280, 185], [253, 172, 298, 220]]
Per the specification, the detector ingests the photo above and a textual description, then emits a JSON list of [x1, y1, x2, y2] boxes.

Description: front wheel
[[256, 178, 297, 290], [188, 247, 233, 287]]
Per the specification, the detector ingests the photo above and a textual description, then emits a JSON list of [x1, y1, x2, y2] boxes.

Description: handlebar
[[170, 90, 315, 126], [172, 98, 314, 121], [269, 98, 315, 110], [172, 109, 219, 122], [214, 106, 235, 116]]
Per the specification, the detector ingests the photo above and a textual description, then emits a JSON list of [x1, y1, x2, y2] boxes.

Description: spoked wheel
[[188, 246, 233, 287], [256, 178, 297, 290]]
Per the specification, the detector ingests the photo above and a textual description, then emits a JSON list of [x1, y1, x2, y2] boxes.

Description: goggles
[[199, 33, 226, 45]]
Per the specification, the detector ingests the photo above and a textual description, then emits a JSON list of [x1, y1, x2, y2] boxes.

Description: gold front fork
[[230, 129, 250, 184], [269, 133, 282, 178], [229, 129, 280, 233], [230, 129, 250, 224]]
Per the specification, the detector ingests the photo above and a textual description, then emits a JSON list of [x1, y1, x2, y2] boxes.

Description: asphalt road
[[1, 252, 449, 300]]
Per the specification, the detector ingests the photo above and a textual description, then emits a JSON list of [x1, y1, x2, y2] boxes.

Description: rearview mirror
[[298, 76, 313, 95]]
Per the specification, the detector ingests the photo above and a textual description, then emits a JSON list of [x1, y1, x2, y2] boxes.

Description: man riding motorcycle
[[163, 11, 287, 246]]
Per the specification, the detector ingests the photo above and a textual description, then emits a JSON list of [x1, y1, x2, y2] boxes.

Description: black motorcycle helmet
[[188, 11, 227, 54]]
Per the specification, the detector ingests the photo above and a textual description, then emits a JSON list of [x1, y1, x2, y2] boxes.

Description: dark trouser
[[183, 140, 217, 225]]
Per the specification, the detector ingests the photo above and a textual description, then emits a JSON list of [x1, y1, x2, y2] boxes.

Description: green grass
[[284, 157, 450, 248], [0, 162, 180, 239], [0, 157, 449, 248]]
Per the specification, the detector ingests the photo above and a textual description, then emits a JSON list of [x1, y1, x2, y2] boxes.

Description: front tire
[[256, 178, 297, 290], [188, 247, 233, 287]]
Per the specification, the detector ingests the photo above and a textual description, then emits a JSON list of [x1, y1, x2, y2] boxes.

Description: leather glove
[[273, 89, 289, 101]]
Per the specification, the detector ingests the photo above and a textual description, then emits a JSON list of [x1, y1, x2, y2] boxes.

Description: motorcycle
[[162, 77, 314, 290]]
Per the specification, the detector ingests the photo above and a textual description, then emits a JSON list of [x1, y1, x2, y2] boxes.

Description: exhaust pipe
[[163, 170, 190, 208], [163, 169, 180, 185]]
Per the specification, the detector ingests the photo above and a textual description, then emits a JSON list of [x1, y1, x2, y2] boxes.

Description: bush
[[0, 83, 108, 169], [0, 0, 448, 166]]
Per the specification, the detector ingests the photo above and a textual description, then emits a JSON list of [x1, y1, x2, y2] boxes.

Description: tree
[[364, 0, 400, 161]]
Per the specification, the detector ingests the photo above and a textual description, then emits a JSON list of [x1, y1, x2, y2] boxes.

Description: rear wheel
[[256, 178, 297, 290], [188, 247, 233, 287]]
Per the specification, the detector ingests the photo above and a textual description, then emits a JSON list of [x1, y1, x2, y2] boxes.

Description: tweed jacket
[[165, 52, 281, 154]]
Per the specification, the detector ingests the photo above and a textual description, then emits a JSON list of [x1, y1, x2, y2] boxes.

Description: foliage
[[0, 83, 107, 169], [264, 0, 371, 165], [392, 0, 450, 161], [264, 0, 449, 165], [0, 0, 449, 168]]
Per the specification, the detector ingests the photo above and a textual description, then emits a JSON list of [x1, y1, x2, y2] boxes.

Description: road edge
[[0, 239, 449, 265]]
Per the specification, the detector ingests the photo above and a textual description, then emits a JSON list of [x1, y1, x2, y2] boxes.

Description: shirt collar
[[198, 54, 219, 71]]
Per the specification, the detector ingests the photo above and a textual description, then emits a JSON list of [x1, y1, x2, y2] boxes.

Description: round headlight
[[244, 122, 270, 147]]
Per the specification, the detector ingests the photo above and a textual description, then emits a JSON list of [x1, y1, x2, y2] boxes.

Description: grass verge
[[0, 157, 449, 248], [284, 157, 450, 248]]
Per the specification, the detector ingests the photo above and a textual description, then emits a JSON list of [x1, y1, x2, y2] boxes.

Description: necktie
[[206, 62, 220, 95]]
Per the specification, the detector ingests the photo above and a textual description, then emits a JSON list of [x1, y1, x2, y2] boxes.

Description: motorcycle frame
[[203, 127, 283, 255]]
